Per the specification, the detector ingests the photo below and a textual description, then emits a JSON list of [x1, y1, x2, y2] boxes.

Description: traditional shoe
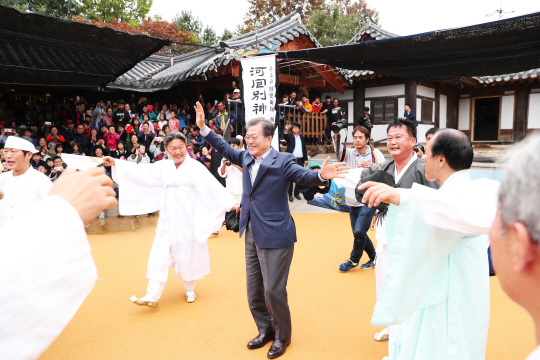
[[186, 293, 197, 303], [374, 327, 390, 341], [212, 231, 219, 236], [247, 331, 276, 349], [267, 339, 291, 359], [130, 295, 158, 308]]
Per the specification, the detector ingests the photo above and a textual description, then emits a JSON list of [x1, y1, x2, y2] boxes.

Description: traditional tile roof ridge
[[347, 13, 399, 44], [474, 68, 540, 84], [108, 6, 352, 91]]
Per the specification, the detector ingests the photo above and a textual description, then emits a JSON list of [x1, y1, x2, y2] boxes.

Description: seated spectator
[[168, 111, 180, 132], [63, 120, 76, 146], [139, 114, 154, 134], [1, 159, 8, 173], [117, 124, 127, 144], [161, 125, 170, 137], [102, 107, 114, 127], [72, 124, 88, 150], [127, 134, 139, 157], [86, 128, 100, 152], [312, 97, 322, 114], [159, 104, 171, 120], [36, 137, 55, 159], [30, 152, 45, 169], [208, 119, 217, 130], [157, 113, 168, 133], [49, 156, 65, 181], [149, 136, 165, 160], [206, 102, 217, 122], [203, 156, 212, 170], [302, 95, 312, 113], [82, 120, 92, 136], [127, 144, 150, 164], [125, 104, 136, 120], [99, 125, 109, 137], [44, 158, 54, 175], [181, 126, 190, 140], [189, 126, 206, 148], [112, 140, 128, 160], [55, 143, 65, 156], [37, 165, 47, 175], [138, 121, 154, 150], [91, 145, 107, 158], [103, 125, 120, 151], [71, 143, 85, 156], [94, 139, 110, 156], [46, 126, 65, 149]]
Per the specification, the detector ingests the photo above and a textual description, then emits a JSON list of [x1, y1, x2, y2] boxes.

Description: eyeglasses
[[245, 135, 260, 141]]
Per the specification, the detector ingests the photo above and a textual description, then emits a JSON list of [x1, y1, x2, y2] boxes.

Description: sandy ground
[[40, 213, 535, 360]]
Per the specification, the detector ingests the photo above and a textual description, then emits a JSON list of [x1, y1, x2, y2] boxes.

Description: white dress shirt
[[292, 134, 303, 158]]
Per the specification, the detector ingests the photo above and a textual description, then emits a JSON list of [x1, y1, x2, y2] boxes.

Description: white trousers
[[375, 242, 389, 298], [143, 279, 197, 302]]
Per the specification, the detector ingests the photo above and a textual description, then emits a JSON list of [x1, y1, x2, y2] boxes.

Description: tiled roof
[[0, 5, 168, 88], [347, 14, 399, 43], [109, 6, 351, 91], [474, 68, 540, 84]]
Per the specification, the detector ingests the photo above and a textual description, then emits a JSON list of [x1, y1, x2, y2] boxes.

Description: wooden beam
[[514, 86, 530, 142], [353, 82, 365, 126], [434, 85, 440, 127], [405, 79, 417, 111], [278, 73, 325, 88], [311, 64, 346, 94], [232, 62, 240, 77]]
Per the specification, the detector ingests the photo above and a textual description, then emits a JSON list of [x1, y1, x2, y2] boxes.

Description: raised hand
[[357, 181, 401, 208], [102, 156, 115, 167], [319, 156, 349, 180], [194, 102, 206, 130]]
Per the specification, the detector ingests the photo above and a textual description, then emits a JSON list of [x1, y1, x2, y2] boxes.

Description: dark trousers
[[245, 222, 294, 342], [288, 158, 304, 196], [349, 205, 376, 263], [325, 121, 333, 141]]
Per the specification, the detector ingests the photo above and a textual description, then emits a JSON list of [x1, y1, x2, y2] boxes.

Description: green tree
[[306, 3, 369, 46], [81, 0, 152, 24], [200, 25, 218, 45], [173, 10, 203, 40], [1, 0, 83, 18], [220, 28, 234, 41]]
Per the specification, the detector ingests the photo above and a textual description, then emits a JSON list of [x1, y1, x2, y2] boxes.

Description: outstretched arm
[[194, 102, 244, 167]]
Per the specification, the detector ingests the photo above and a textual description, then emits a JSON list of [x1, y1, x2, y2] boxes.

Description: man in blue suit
[[403, 103, 418, 127], [195, 103, 348, 359]]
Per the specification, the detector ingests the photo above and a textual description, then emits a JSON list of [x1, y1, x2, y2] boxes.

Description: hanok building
[[323, 14, 540, 143], [109, 7, 350, 140]]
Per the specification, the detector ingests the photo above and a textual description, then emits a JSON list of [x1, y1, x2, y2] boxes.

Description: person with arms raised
[[195, 102, 348, 359]]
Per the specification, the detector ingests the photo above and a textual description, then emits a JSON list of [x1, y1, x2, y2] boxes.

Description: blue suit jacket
[[404, 110, 418, 127], [205, 130, 327, 248]]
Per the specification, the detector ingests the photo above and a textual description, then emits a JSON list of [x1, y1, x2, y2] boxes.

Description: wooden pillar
[[446, 90, 459, 130], [514, 87, 530, 142], [353, 82, 365, 126], [434, 85, 440, 127], [405, 79, 417, 111]]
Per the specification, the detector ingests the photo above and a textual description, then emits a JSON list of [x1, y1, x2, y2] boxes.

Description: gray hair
[[499, 133, 540, 246], [163, 131, 187, 148], [246, 118, 275, 138]]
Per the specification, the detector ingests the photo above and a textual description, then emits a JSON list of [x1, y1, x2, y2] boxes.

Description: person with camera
[[283, 122, 308, 202], [49, 156, 65, 182], [326, 98, 345, 143], [127, 144, 150, 164], [149, 136, 166, 160], [333, 125, 385, 272], [112, 100, 130, 126], [415, 127, 439, 159], [359, 107, 373, 127]]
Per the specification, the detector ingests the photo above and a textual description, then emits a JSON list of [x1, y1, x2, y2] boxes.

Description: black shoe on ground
[[294, 194, 302, 201], [267, 339, 291, 359], [338, 259, 359, 272], [247, 331, 276, 350], [289, 195, 293, 202], [361, 255, 377, 270]]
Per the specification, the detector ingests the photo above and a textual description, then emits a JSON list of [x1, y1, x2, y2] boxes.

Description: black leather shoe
[[267, 339, 291, 359], [247, 331, 276, 350], [294, 194, 302, 201], [289, 195, 293, 202]]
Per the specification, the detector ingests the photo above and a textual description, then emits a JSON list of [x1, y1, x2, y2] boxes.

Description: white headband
[[4, 136, 39, 154]]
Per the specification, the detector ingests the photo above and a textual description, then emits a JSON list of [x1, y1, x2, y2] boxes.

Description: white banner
[[240, 55, 279, 149]]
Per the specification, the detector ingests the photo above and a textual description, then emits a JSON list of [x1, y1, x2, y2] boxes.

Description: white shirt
[[0, 167, 52, 228], [526, 346, 540, 360], [395, 153, 417, 183], [219, 158, 243, 196], [292, 134, 303, 158], [250, 148, 272, 185]]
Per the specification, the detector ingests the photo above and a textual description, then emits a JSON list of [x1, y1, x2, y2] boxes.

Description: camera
[[360, 118, 373, 130], [332, 118, 348, 133], [413, 144, 425, 153], [225, 161, 232, 166]]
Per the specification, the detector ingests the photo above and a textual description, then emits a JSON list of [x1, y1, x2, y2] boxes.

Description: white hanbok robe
[[0, 167, 52, 228], [112, 157, 237, 282], [0, 196, 97, 360], [373, 170, 499, 360]]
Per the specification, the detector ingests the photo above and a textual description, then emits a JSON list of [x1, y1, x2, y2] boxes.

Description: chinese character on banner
[[240, 55, 278, 149]]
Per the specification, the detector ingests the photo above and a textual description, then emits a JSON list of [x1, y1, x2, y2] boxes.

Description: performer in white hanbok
[[0, 135, 52, 228], [359, 129, 499, 360], [0, 167, 117, 360], [103, 132, 239, 307]]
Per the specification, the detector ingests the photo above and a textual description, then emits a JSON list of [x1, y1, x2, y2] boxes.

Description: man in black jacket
[[112, 99, 130, 126], [283, 122, 308, 202]]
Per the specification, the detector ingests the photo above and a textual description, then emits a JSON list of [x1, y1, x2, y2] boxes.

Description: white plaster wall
[[365, 100, 370, 109], [417, 85, 435, 98], [417, 124, 434, 143], [458, 98, 471, 130], [440, 94, 447, 128], [416, 98, 422, 122], [398, 97, 405, 114], [501, 95, 515, 130], [348, 101, 354, 122], [432, 101, 436, 122], [365, 84, 405, 98], [528, 93, 540, 129], [321, 90, 353, 101], [371, 124, 388, 142]]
